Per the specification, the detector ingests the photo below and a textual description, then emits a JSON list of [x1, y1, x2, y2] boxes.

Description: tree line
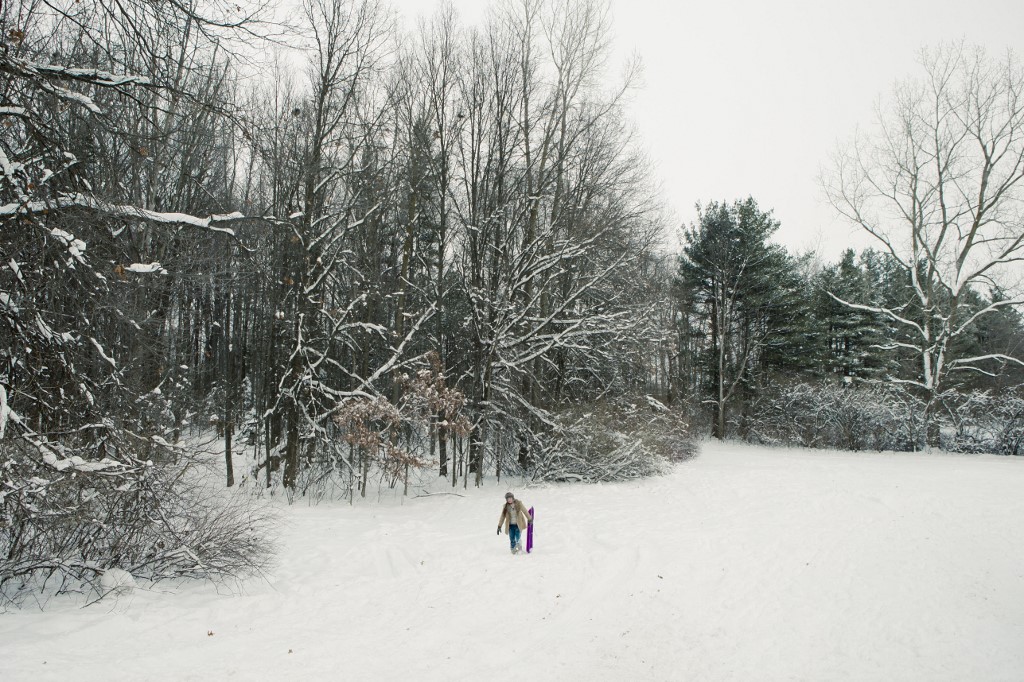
[[673, 198, 1024, 452], [671, 43, 1024, 451]]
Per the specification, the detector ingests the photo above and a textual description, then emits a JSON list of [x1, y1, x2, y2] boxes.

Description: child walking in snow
[[497, 492, 532, 554]]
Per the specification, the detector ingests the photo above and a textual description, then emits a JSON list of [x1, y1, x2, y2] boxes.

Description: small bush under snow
[[532, 396, 697, 482]]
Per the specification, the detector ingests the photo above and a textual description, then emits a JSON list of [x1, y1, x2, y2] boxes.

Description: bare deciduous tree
[[825, 43, 1024, 445]]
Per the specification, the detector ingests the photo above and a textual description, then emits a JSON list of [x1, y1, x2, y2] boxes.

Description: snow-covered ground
[[3, 441, 1024, 681]]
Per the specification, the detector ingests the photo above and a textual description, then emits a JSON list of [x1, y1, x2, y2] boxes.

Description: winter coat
[[498, 499, 533, 534]]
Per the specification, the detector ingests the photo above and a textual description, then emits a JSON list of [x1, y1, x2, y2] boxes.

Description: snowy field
[[3, 440, 1024, 681]]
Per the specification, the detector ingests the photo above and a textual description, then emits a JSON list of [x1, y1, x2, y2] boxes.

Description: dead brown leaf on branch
[[332, 352, 469, 488]]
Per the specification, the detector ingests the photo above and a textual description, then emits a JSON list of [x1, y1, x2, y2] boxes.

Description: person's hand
[[496, 527, 501, 535]]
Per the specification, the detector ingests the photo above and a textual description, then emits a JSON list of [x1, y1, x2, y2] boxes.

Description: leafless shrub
[[938, 388, 1024, 455], [745, 382, 1024, 454], [0, 435, 274, 608], [746, 382, 925, 452], [533, 395, 696, 482]]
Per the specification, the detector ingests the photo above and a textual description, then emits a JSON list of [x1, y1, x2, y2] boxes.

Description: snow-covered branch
[[827, 291, 925, 337], [0, 192, 251, 235]]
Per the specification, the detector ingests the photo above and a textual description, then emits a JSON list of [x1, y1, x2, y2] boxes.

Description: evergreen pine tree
[[814, 249, 892, 383], [678, 198, 812, 438]]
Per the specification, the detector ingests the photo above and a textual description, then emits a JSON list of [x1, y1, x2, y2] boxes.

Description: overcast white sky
[[391, 0, 1024, 261]]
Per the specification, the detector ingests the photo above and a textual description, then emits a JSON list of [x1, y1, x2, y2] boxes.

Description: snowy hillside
[[3, 441, 1023, 681]]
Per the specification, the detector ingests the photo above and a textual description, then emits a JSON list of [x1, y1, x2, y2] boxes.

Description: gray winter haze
[[397, 0, 1024, 259]]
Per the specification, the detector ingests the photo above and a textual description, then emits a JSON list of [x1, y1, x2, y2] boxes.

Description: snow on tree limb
[[827, 291, 925, 336], [0, 385, 11, 440], [0, 55, 154, 89], [36, 79, 102, 113], [950, 353, 1024, 368], [950, 298, 1024, 338], [0, 402, 131, 474], [88, 337, 117, 369], [81, 196, 246, 233], [354, 306, 437, 395], [126, 263, 168, 275], [0, 192, 248, 235]]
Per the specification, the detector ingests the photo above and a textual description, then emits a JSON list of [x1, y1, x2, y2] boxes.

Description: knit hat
[[505, 492, 514, 500]]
